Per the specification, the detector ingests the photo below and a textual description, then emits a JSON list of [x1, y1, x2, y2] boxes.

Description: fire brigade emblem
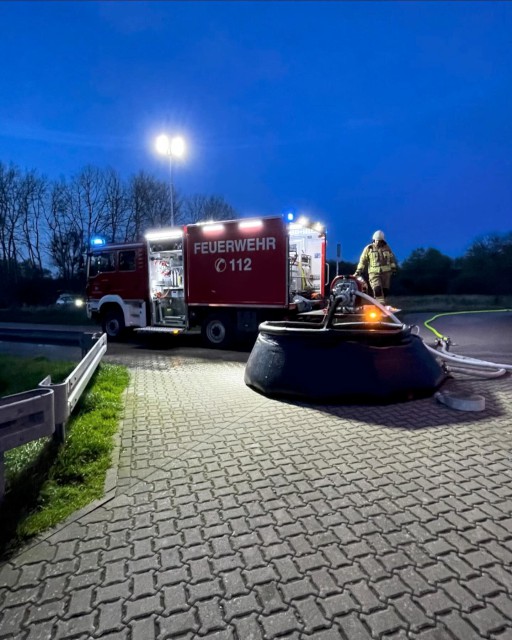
[[215, 258, 227, 273]]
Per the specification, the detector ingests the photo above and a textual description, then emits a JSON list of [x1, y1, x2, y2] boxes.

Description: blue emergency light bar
[[90, 236, 106, 247]]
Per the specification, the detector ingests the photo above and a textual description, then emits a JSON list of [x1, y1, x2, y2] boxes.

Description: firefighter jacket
[[356, 241, 397, 275]]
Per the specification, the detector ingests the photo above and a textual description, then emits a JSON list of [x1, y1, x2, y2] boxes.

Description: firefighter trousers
[[369, 271, 392, 304]]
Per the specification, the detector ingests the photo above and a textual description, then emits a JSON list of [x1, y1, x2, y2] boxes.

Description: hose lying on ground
[[355, 294, 512, 378], [422, 309, 512, 378]]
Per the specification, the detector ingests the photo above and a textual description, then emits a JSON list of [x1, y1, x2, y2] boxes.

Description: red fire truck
[[86, 216, 327, 347]]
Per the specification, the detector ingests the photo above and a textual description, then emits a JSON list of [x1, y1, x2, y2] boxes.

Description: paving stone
[[320, 591, 359, 618], [439, 579, 480, 612], [220, 569, 249, 598], [157, 609, 198, 638], [260, 609, 301, 637], [196, 598, 226, 633], [162, 583, 188, 613], [199, 629, 235, 640], [16, 563, 45, 588], [66, 586, 94, 617], [392, 594, 434, 632], [332, 565, 366, 587], [224, 592, 261, 620], [335, 613, 373, 639], [96, 600, 124, 634], [466, 574, 505, 599], [124, 594, 163, 622], [465, 605, 509, 636], [67, 569, 102, 591], [231, 614, 263, 640], [0, 606, 27, 637], [130, 615, 157, 640], [363, 606, 407, 636], [272, 557, 302, 583], [293, 596, 330, 632], [490, 594, 512, 619], [281, 577, 318, 602], [2, 354, 512, 640], [396, 566, 433, 596], [374, 578, 408, 603], [307, 628, 345, 640], [439, 610, 485, 640], [54, 612, 97, 639], [254, 582, 287, 614], [24, 620, 57, 640], [1, 585, 41, 610]]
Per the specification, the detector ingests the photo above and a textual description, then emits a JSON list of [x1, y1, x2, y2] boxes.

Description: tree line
[[1, 160, 511, 307], [0, 161, 236, 306]]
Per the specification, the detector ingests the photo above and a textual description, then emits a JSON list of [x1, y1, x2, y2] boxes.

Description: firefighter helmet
[[372, 230, 385, 242]]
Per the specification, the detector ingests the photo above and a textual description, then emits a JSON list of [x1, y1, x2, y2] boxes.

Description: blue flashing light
[[286, 212, 294, 221], [90, 235, 106, 247]]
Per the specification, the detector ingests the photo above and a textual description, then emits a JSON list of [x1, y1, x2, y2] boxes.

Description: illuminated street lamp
[[155, 134, 186, 226]]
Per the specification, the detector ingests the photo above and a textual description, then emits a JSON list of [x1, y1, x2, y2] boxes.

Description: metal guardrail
[[39, 332, 107, 442], [0, 332, 107, 501]]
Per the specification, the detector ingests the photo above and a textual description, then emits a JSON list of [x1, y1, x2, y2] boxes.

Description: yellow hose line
[[424, 308, 512, 340]]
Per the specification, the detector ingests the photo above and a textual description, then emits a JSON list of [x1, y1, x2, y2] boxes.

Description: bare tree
[[71, 165, 110, 244], [0, 163, 22, 278], [19, 170, 48, 273], [183, 194, 237, 224], [0, 163, 48, 279], [46, 180, 84, 281], [125, 172, 183, 241], [104, 167, 129, 243]]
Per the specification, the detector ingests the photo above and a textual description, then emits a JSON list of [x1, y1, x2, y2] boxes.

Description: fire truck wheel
[[202, 313, 233, 349], [102, 309, 125, 340]]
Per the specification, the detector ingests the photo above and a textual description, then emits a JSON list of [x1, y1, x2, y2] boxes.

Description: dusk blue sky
[[0, 1, 510, 262]]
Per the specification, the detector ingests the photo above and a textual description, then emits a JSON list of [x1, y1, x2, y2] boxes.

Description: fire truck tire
[[202, 313, 233, 349], [102, 309, 125, 340]]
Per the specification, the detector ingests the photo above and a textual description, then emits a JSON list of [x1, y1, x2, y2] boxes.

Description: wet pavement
[[0, 312, 512, 639]]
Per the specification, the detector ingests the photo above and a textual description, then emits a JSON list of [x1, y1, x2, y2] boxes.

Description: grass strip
[[1, 361, 129, 558], [0, 306, 95, 326], [0, 354, 74, 397]]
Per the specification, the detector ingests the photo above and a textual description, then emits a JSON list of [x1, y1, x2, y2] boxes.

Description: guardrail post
[[80, 331, 102, 358], [55, 422, 66, 444], [39, 375, 68, 445]]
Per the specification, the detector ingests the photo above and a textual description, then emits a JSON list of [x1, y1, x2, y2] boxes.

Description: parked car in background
[[55, 293, 84, 308]]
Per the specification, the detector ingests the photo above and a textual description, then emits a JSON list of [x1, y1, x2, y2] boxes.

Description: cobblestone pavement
[[1, 345, 512, 640]]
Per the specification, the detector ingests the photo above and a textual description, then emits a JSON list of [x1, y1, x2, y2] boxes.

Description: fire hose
[[421, 309, 512, 378]]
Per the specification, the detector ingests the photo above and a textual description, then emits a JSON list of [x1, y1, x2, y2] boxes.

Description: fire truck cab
[[86, 216, 327, 348]]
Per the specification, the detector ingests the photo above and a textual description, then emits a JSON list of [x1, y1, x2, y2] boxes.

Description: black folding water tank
[[244, 309, 447, 404]]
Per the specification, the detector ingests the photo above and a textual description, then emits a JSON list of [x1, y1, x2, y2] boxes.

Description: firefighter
[[354, 230, 398, 305]]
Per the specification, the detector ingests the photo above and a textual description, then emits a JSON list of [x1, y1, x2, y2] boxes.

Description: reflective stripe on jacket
[[357, 242, 397, 275]]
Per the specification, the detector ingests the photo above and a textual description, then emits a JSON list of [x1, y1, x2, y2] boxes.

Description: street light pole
[[155, 134, 186, 228], [168, 153, 174, 226]]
